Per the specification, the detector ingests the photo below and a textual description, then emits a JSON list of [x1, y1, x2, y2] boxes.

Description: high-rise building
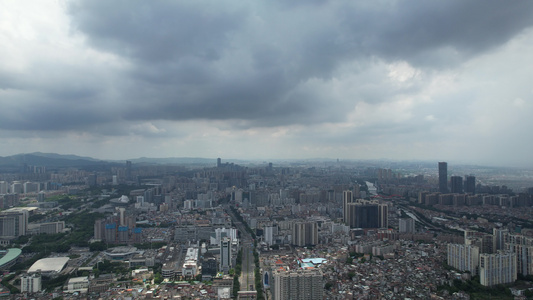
[[0, 208, 29, 239], [86, 174, 97, 187], [0, 181, 8, 194], [344, 199, 387, 229], [37, 191, 46, 203], [378, 204, 388, 228], [264, 226, 277, 246], [479, 251, 517, 286], [118, 226, 129, 243], [94, 219, 105, 241], [220, 237, 231, 274], [292, 221, 318, 247], [439, 162, 448, 193], [342, 190, 354, 225], [104, 223, 117, 243], [493, 228, 509, 251], [447, 244, 480, 275], [399, 218, 415, 233], [504, 233, 533, 276], [10, 182, 22, 194], [450, 176, 463, 193], [271, 268, 323, 300], [23, 182, 39, 194], [144, 189, 154, 204], [465, 175, 476, 194], [20, 273, 41, 293], [125, 161, 132, 180]]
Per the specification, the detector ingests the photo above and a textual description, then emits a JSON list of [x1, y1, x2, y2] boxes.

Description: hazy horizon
[[2, 1, 533, 167]]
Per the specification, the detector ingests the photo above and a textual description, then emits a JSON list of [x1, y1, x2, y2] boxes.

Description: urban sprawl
[[1, 158, 533, 299]]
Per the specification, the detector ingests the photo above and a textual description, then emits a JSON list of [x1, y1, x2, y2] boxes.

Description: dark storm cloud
[[338, 1, 533, 66], [68, 1, 244, 63], [2, 0, 532, 133]]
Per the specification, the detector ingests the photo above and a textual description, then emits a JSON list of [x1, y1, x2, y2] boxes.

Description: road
[[224, 205, 257, 295], [240, 243, 255, 292]]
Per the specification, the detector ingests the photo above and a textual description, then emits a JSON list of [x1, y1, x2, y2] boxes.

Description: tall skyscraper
[[450, 176, 463, 193], [220, 237, 231, 274], [465, 175, 476, 194], [439, 162, 448, 193], [125, 160, 132, 180], [264, 226, 277, 246], [342, 190, 354, 225], [378, 203, 388, 228]]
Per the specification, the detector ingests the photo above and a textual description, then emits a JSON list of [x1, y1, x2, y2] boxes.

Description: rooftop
[[0, 248, 22, 269], [28, 257, 69, 273]]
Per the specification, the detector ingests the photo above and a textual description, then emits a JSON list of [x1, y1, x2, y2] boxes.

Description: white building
[[23, 182, 39, 194], [182, 247, 199, 278], [399, 218, 415, 233], [67, 276, 89, 293], [479, 251, 517, 286], [210, 228, 238, 246], [447, 244, 480, 275], [10, 182, 22, 194], [264, 226, 278, 246], [0, 208, 29, 239], [28, 257, 69, 277], [20, 273, 41, 293]]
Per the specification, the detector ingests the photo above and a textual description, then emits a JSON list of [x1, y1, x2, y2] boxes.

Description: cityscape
[[0, 154, 532, 299], [3, 1, 533, 299]]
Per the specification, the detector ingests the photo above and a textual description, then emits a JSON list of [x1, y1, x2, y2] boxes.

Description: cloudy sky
[[1, 1, 533, 166]]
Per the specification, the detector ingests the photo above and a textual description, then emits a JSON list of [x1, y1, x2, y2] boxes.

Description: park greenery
[[438, 277, 513, 300], [232, 248, 243, 298]]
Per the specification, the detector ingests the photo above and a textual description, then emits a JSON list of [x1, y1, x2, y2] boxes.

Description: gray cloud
[[1, 0, 533, 166], [60, 0, 533, 130]]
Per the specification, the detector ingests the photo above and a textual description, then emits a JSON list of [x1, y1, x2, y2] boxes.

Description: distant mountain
[[0, 153, 114, 171], [0, 153, 257, 170], [27, 152, 101, 162]]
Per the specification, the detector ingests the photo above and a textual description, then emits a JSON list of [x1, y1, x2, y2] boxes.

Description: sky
[[1, 1, 533, 167]]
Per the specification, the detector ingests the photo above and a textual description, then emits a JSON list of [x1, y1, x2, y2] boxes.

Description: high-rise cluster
[[343, 191, 388, 229]]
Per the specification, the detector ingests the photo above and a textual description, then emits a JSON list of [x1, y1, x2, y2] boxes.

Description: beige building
[[271, 268, 323, 300], [504, 233, 533, 276], [479, 251, 517, 286], [447, 244, 479, 275], [292, 221, 318, 247]]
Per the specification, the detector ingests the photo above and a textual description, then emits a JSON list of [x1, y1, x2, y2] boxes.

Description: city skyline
[[2, 1, 533, 167]]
